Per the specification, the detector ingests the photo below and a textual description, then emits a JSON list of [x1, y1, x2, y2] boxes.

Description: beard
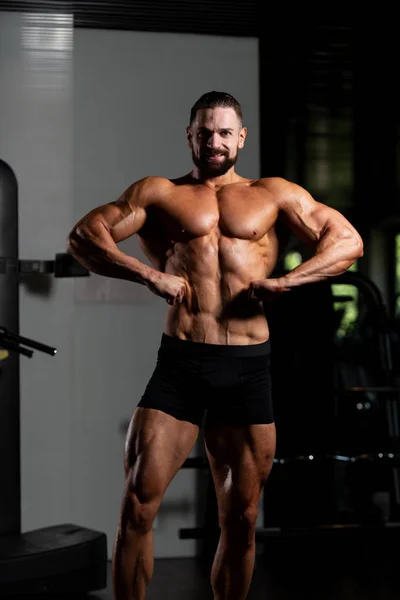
[[192, 148, 238, 178]]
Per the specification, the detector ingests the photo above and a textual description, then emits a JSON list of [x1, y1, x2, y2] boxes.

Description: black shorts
[[138, 334, 274, 427]]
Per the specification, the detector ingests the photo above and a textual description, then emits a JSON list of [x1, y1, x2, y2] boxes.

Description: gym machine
[[0, 158, 107, 594]]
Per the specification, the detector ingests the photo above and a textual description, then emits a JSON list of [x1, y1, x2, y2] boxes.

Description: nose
[[206, 133, 221, 149]]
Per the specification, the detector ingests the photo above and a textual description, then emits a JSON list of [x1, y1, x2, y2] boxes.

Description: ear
[[238, 127, 247, 149], [186, 126, 193, 148]]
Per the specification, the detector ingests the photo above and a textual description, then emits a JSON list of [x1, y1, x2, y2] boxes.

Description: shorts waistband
[[160, 334, 271, 357]]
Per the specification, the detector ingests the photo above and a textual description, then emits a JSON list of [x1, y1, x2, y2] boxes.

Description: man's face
[[187, 107, 247, 178]]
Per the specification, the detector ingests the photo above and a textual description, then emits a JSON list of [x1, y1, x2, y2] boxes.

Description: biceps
[[108, 200, 147, 243], [280, 206, 323, 247], [281, 203, 352, 248]]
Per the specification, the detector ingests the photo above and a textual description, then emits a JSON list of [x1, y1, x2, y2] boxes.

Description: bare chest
[[154, 186, 277, 242]]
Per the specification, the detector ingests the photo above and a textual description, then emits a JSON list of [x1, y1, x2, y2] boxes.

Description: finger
[[178, 285, 186, 303], [249, 286, 258, 300]]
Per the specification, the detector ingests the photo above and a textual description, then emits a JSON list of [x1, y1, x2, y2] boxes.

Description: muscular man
[[66, 91, 363, 600]]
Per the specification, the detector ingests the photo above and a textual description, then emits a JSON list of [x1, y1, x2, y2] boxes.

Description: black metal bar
[[179, 522, 400, 541], [0, 159, 20, 536], [0, 328, 57, 356], [0, 339, 33, 359], [18, 260, 54, 275], [183, 453, 400, 469]]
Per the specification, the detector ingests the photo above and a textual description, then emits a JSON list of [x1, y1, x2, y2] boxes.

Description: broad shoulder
[[126, 175, 174, 207], [256, 176, 305, 196], [256, 177, 321, 210], [136, 175, 174, 193]]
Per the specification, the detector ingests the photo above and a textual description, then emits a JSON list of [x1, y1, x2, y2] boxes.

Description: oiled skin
[[65, 105, 364, 600], [138, 174, 279, 344], [66, 171, 363, 346]]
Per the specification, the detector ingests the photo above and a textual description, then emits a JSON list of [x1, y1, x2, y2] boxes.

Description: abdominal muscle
[[163, 233, 272, 345], [164, 304, 269, 345]]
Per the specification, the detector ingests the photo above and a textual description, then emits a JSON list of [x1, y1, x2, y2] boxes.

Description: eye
[[220, 130, 231, 137]]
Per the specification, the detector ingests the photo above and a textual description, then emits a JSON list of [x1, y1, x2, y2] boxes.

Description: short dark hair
[[189, 91, 243, 125]]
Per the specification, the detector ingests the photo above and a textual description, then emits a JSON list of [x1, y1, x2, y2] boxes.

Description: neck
[[190, 166, 241, 189]]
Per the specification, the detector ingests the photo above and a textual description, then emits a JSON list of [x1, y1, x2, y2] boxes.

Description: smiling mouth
[[206, 154, 226, 161]]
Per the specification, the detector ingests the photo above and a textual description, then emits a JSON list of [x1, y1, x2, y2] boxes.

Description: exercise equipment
[[0, 158, 106, 594], [1, 251, 89, 278]]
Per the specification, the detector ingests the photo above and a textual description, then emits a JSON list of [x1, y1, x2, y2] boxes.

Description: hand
[[248, 278, 290, 302], [146, 272, 188, 305]]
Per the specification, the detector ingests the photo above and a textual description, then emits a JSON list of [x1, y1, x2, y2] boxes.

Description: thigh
[[204, 423, 276, 511], [124, 407, 199, 501]]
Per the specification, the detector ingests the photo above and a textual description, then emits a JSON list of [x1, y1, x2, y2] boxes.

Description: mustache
[[202, 149, 229, 157]]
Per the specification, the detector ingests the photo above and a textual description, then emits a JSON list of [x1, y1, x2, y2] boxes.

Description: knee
[[120, 477, 161, 535], [219, 504, 258, 543]]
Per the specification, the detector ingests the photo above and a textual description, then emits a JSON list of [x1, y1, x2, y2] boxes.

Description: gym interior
[[0, 4, 399, 599]]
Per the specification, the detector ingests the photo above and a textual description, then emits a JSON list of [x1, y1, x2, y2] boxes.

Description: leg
[[205, 422, 276, 600], [112, 407, 199, 600]]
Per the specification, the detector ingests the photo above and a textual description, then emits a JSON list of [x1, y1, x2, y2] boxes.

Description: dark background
[[0, 3, 399, 597]]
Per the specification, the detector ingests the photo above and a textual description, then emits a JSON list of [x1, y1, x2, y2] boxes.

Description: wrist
[[143, 267, 162, 287]]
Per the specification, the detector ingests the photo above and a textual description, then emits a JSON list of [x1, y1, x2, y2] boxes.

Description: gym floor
[[63, 530, 400, 599], [4, 530, 400, 599], [88, 547, 400, 600], [3, 557, 400, 599], [87, 552, 400, 600]]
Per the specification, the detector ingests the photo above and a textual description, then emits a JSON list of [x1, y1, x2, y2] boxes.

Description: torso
[[138, 175, 281, 345]]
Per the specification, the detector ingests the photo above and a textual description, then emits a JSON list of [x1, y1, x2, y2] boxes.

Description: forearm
[[279, 239, 363, 289], [66, 228, 159, 286]]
